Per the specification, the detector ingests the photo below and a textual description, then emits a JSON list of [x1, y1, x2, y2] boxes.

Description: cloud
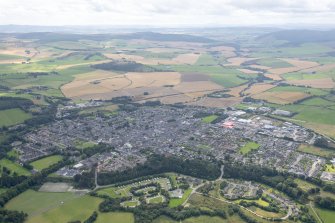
[[0, 0, 334, 26]]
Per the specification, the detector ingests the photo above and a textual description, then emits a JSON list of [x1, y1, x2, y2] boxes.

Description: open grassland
[[30, 155, 63, 171], [153, 215, 231, 223], [0, 108, 32, 127], [297, 144, 334, 158], [294, 179, 318, 192], [0, 158, 31, 176], [239, 142, 260, 155], [169, 188, 192, 208], [96, 212, 134, 223], [300, 97, 334, 107]]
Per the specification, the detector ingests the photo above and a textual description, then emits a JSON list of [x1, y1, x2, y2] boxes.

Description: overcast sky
[[1, 0, 335, 27]]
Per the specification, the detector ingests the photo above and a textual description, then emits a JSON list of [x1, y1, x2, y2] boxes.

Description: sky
[[0, 0, 335, 27]]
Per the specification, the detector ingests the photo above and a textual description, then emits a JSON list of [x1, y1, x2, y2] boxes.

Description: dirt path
[[309, 201, 323, 223]]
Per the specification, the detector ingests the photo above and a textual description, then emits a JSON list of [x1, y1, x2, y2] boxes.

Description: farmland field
[[0, 108, 32, 127]]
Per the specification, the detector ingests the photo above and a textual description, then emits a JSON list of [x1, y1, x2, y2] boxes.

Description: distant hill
[[3, 31, 214, 43], [258, 29, 335, 44], [112, 32, 215, 43]]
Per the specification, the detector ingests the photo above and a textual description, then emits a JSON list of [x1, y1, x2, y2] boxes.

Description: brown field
[[224, 57, 257, 66], [301, 63, 335, 73], [173, 81, 223, 97], [252, 91, 310, 104], [181, 73, 210, 82], [244, 83, 276, 95], [56, 59, 113, 70], [228, 84, 249, 97], [264, 73, 283, 80], [145, 47, 183, 53], [282, 58, 319, 68], [238, 68, 260, 74], [188, 96, 242, 107], [287, 78, 335, 89], [302, 123, 335, 139], [268, 58, 320, 76], [62, 69, 225, 104], [62, 71, 182, 99], [209, 45, 235, 52], [104, 53, 200, 65], [0, 47, 37, 57], [249, 64, 272, 70], [172, 53, 200, 64]]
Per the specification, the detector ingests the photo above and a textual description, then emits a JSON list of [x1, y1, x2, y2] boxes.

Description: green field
[[239, 141, 260, 155], [30, 155, 63, 171], [0, 108, 32, 127], [153, 215, 230, 223], [96, 212, 134, 223], [5, 190, 79, 216], [0, 158, 31, 176], [297, 144, 334, 158], [325, 164, 335, 172], [7, 190, 104, 223], [202, 115, 218, 123], [169, 188, 192, 208], [0, 54, 24, 60], [315, 207, 335, 223], [148, 196, 164, 204]]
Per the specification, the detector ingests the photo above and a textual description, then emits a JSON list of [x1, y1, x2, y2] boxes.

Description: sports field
[[30, 155, 63, 171]]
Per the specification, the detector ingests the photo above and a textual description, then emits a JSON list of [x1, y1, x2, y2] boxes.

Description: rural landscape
[[1, 1, 335, 223]]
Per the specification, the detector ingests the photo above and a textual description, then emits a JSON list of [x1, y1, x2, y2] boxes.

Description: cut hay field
[[267, 86, 328, 96], [244, 83, 276, 95], [252, 91, 309, 104], [0, 158, 31, 176], [0, 108, 32, 127], [287, 78, 335, 89], [30, 155, 63, 171]]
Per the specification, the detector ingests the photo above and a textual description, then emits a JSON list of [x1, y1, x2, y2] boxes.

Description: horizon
[[1, 0, 335, 28]]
